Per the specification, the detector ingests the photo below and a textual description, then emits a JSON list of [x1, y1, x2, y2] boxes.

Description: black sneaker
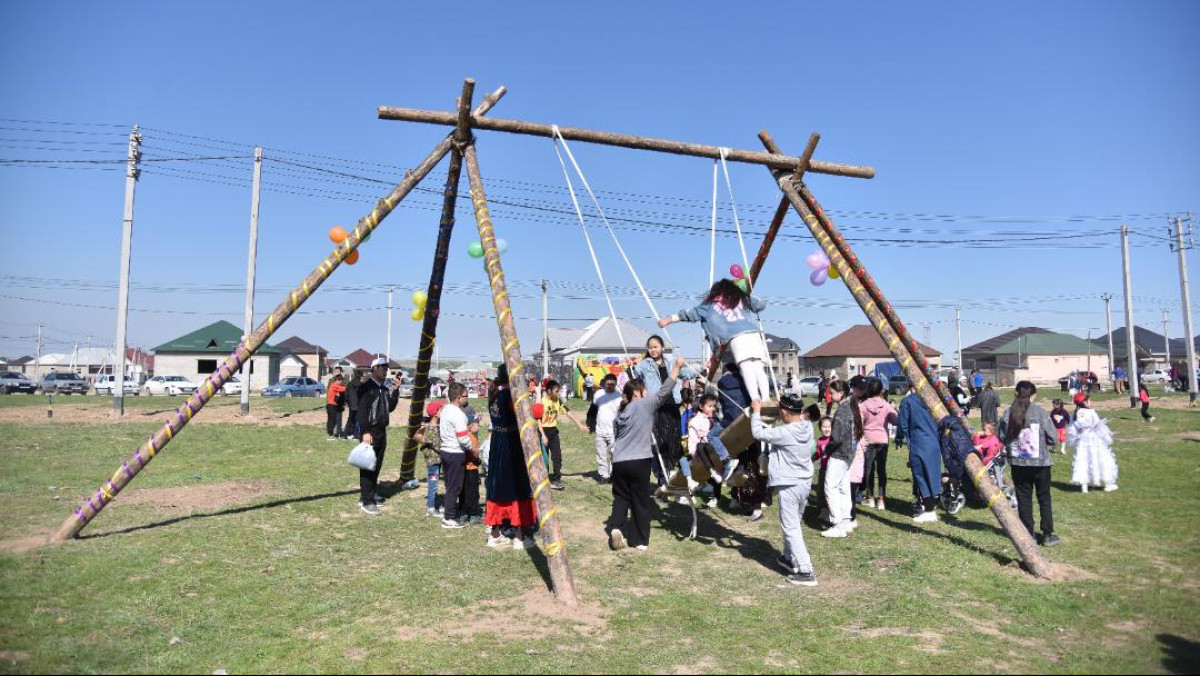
[[550, 480, 566, 491], [359, 502, 380, 516], [786, 571, 818, 587], [776, 555, 798, 574], [1042, 534, 1062, 547]]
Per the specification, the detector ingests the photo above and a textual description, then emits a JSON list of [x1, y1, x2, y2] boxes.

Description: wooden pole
[[378, 106, 874, 180], [464, 141, 581, 606], [761, 139, 1052, 578], [50, 86, 507, 543], [398, 79, 481, 484]]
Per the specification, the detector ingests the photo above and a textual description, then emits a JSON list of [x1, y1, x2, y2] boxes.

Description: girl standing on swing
[[659, 278, 771, 404]]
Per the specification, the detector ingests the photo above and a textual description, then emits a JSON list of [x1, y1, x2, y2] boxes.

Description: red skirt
[[1057, 428, 1067, 443], [485, 499, 537, 527]]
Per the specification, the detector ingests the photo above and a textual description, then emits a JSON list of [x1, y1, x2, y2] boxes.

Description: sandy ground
[[0, 399, 414, 427]]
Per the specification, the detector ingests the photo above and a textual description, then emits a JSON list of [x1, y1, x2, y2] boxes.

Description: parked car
[[261, 376, 325, 398], [142, 375, 200, 396], [93, 374, 139, 396], [797, 376, 821, 397], [0, 372, 37, 394], [1141, 369, 1170, 384], [887, 374, 911, 395], [38, 372, 90, 395], [220, 376, 243, 396]]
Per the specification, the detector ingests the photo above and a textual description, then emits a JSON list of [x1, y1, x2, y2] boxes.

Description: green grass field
[[1, 389, 1197, 674]]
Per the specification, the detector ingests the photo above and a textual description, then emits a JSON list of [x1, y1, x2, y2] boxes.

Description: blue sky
[[1, 1, 1197, 366]]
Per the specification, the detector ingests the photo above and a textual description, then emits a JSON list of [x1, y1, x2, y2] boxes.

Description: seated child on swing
[[659, 278, 771, 403]]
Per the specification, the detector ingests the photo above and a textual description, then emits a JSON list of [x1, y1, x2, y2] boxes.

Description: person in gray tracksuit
[[607, 355, 685, 551], [751, 394, 818, 586], [998, 380, 1060, 547]]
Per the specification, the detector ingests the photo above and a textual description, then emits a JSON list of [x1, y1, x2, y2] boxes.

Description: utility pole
[[386, 285, 394, 362], [241, 146, 262, 416], [112, 124, 141, 417], [1121, 225, 1139, 408], [34, 323, 42, 381], [1174, 215, 1197, 404], [955, 306, 962, 371], [541, 279, 549, 382], [1162, 309, 1171, 371], [1101, 293, 1115, 385], [1087, 329, 1092, 373]]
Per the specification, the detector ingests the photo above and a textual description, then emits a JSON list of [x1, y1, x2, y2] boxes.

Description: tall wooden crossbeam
[[50, 86, 507, 543], [464, 141, 580, 605], [398, 80, 483, 484], [760, 133, 1052, 578]]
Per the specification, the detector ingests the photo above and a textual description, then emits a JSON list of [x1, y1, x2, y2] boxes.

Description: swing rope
[[551, 126, 675, 348], [550, 129, 629, 356], [718, 147, 782, 399]]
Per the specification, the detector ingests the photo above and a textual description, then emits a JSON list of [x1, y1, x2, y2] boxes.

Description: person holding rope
[[633, 335, 699, 497], [659, 279, 772, 404]]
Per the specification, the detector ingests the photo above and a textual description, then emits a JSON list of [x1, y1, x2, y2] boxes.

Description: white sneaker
[[1081, 484, 1089, 494], [844, 519, 859, 532], [677, 496, 692, 505], [513, 536, 537, 551], [913, 511, 939, 524], [721, 459, 739, 484], [486, 535, 511, 549], [441, 518, 466, 530], [426, 507, 438, 517], [1104, 484, 1118, 492], [634, 545, 648, 551], [821, 526, 848, 538], [706, 498, 719, 509], [686, 477, 700, 494]]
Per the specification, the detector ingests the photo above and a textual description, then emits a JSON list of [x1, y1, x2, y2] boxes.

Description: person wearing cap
[[750, 394, 818, 586], [355, 357, 402, 515], [413, 400, 446, 517]]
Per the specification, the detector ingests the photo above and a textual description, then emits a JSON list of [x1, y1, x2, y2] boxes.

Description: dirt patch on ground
[[843, 626, 945, 654], [118, 480, 279, 513], [672, 655, 717, 674], [1002, 559, 1100, 583], [0, 651, 30, 666], [0, 399, 411, 427], [1091, 397, 1196, 411], [0, 536, 50, 555], [390, 588, 608, 642]]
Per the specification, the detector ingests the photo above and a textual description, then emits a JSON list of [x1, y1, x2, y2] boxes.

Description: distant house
[[763, 333, 802, 384], [153, 320, 281, 391], [1093, 326, 1200, 372], [275, 336, 329, 380], [804, 325, 941, 379], [965, 329, 1108, 386]]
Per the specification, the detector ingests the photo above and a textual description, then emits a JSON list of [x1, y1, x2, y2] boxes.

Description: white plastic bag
[[347, 441, 377, 471]]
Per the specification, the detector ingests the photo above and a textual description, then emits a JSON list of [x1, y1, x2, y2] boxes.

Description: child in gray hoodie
[[751, 394, 818, 587]]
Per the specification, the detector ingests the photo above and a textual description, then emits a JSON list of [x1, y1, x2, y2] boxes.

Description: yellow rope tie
[[864, 300, 877, 315], [901, 357, 913, 370], [916, 379, 928, 392], [268, 315, 276, 333], [147, 438, 158, 457], [533, 478, 550, 499], [291, 290, 298, 311], [498, 308, 511, 323], [521, 418, 537, 434], [205, 382, 214, 398], [526, 452, 538, 469], [876, 317, 889, 332], [487, 259, 500, 273], [490, 272, 502, 286], [510, 363, 523, 376], [496, 290, 508, 303], [302, 280, 311, 299], [166, 424, 174, 440], [184, 406, 194, 421], [889, 336, 899, 350], [505, 338, 518, 352], [986, 491, 1005, 508], [538, 507, 559, 531], [514, 392, 529, 406], [543, 540, 563, 557], [102, 484, 114, 500], [320, 260, 332, 277], [974, 466, 988, 485]]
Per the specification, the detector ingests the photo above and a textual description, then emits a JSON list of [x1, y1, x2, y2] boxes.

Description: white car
[[797, 377, 821, 397], [220, 376, 244, 396], [1141, 369, 1170, 384], [142, 375, 200, 396], [94, 375, 139, 396]]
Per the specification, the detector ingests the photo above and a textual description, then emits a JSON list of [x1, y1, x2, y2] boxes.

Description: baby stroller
[[940, 437, 1017, 515]]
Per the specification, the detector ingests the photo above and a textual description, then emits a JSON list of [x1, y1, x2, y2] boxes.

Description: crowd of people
[[329, 278, 1133, 591]]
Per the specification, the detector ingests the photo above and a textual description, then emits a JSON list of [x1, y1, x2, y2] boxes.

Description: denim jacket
[[633, 356, 698, 405], [673, 296, 767, 346]]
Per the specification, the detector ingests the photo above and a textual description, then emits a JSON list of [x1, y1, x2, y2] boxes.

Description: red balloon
[[531, 402, 544, 420], [345, 250, 360, 265]]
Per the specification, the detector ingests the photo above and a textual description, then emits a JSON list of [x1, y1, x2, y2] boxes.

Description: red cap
[[426, 400, 446, 418], [1072, 392, 1087, 406]]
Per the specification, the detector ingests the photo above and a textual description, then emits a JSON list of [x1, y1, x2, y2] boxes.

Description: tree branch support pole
[[464, 141, 580, 606], [51, 86, 507, 543], [398, 79, 483, 484], [762, 136, 1051, 579]]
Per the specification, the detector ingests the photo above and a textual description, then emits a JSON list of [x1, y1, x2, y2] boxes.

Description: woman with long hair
[[482, 365, 538, 550], [633, 335, 698, 496], [999, 381, 1060, 547], [821, 379, 862, 538]]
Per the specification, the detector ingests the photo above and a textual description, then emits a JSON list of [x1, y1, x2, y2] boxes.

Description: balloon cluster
[[729, 263, 749, 292], [804, 250, 840, 286], [411, 290, 428, 322], [467, 239, 509, 259], [328, 226, 369, 265]]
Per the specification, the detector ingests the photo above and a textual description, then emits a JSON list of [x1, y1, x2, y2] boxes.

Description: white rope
[[552, 128, 674, 348], [704, 160, 719, 362], [719, 148, 781, 399], [550, 127, 629, 357]]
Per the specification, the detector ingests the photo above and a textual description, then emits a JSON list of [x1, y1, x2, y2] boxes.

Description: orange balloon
[[345, 249, 360, 265], [329, 226, 348, 243]]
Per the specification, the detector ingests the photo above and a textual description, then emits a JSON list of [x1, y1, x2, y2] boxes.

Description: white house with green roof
[[153, 320, 281, 392], [963, 329, 1108, 386]]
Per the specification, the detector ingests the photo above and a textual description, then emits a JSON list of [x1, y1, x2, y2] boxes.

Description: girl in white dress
[[1068, 393, 1118, 493]]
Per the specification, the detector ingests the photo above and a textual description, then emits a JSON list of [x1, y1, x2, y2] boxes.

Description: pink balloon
[[805, 251, 830, 270], [810, 268, 828, 286], [729, 264, 744, 280]]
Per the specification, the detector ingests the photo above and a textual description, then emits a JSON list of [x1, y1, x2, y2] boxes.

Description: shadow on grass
[[663, 503, 780, 576], [857, 508, 1017, 567], [1159, 633, 1200, 675], [80, 489, 358, 540]]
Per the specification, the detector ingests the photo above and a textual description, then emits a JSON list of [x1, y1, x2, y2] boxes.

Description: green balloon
[[735, 278, 749, 292], [467, 241, 485, 259]]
